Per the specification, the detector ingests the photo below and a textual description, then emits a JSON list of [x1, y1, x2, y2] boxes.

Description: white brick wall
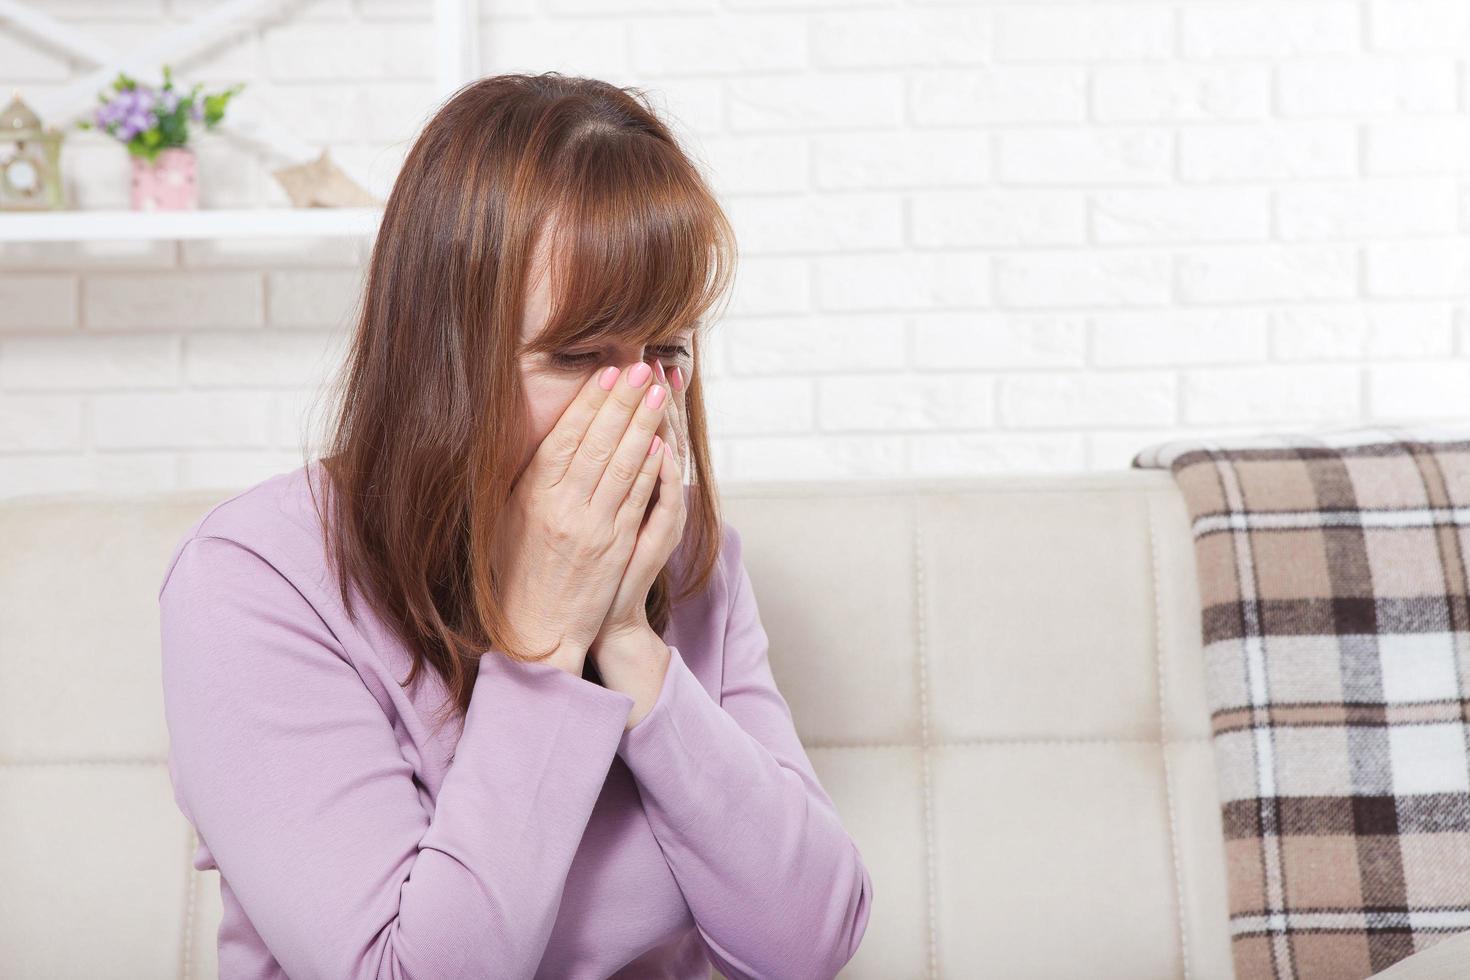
[[4, 0, 1470, 498]]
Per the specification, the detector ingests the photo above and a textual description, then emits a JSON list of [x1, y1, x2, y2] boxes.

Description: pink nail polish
[[670, 366, 684, 392]]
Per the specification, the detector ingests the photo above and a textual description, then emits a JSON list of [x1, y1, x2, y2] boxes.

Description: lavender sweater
[[158, 461, 873, 980]]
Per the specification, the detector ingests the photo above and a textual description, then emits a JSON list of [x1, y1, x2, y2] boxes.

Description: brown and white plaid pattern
[[1133, 424, 1470, 980]]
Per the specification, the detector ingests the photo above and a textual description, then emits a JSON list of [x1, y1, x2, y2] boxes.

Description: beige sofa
[[1, 469, 1465, 978]]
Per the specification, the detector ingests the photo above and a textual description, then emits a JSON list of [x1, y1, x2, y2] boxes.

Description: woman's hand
[[490, 361, 672, 676], [593, 359, 688, 649]]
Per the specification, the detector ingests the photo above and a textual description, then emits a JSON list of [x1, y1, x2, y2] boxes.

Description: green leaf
[[201, 83, 246, 126], [159, 112, 188, 146]]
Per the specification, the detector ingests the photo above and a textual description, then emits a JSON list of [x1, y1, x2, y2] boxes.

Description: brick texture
[[3, 0, 1470, 496]]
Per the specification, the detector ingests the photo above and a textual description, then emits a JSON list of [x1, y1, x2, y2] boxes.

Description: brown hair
[[299, 72, 738, 735]]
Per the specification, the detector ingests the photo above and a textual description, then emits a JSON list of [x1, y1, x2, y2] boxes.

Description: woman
[[158, 72, 874, 980]]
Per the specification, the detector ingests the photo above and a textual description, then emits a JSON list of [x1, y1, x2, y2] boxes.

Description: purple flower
[[96, 99, 128, 130], [87, 69, 237, 146]]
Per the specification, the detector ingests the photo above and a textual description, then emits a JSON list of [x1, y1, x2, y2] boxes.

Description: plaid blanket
[[1132, 424, 1470, 980]]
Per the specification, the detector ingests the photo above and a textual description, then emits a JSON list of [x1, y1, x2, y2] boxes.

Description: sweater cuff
[[614, 644, 740, 818], [477, 647, 636, 735]]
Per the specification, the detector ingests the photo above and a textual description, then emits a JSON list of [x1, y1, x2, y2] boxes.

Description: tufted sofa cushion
[[11, 470, 1456, 977]]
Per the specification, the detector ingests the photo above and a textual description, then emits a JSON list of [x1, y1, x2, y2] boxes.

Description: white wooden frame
[[0, 0, 480, 242]]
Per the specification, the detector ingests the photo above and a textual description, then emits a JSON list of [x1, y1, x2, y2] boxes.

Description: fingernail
[[649, 434, 663, 456], [627, 362, 651, 387], [598, 366, 619, 390], [670, 366, 684, 392], [653, 360, 668, 384]]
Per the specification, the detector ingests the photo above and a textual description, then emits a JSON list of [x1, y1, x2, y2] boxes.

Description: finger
[[618, 439, 672, 600], [565, 361, 660, 502], [531, 363, 623, 487], [643, 409, 672, 516], [621, 425, 666, 529], [652, 399, 672, 454], [649, 405, 678, 505], [642, 433, 682, 535], [663, 392, 683, 482], [662, 362, 688, 472], [589, 371, 671, 520]]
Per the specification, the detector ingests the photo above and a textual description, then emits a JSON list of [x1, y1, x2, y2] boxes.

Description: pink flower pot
[[130, 147, 197, 211]]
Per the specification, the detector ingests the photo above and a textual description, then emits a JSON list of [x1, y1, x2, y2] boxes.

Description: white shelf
[[0, 206, 384, 243]]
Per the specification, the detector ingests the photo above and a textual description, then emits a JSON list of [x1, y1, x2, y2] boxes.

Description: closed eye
[[551, 345, 692, 369]]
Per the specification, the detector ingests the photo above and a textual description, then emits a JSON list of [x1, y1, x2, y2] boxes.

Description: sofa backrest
[[0, 470, 1234, 978]]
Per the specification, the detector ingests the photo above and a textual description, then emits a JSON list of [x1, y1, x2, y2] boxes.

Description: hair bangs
[[523, 134, 736, 358]]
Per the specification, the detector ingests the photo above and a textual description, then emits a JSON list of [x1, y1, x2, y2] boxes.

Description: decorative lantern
[[0, 90, 66, 211]]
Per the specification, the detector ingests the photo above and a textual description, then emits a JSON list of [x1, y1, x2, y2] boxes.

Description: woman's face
[[515, 255, 693, 481]]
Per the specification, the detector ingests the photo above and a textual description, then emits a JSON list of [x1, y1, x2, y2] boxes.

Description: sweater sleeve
[[158, 534, 636, 980], [613, 523, 874, 980]]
